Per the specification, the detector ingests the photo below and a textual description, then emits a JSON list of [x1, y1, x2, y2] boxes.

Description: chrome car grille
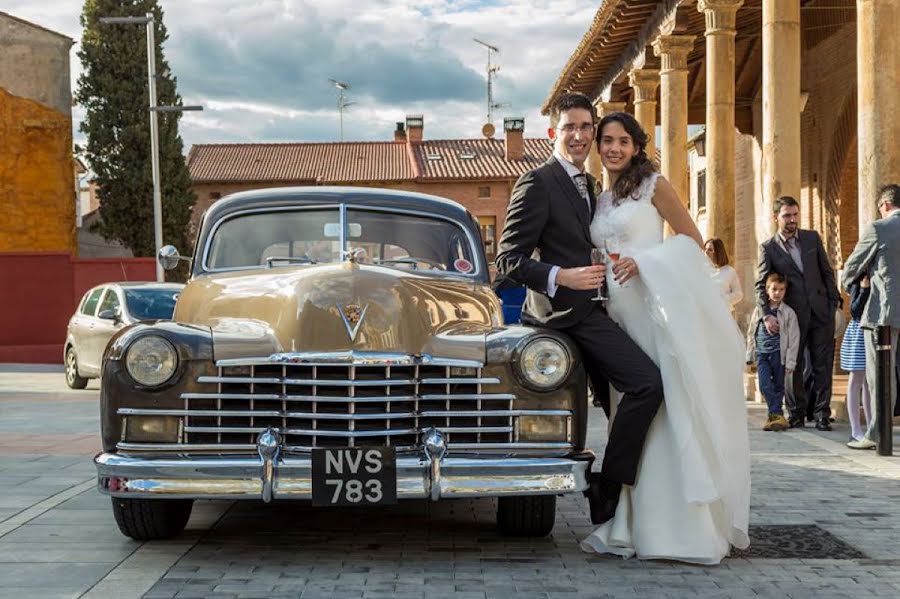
[[119, 356, 572, 452]]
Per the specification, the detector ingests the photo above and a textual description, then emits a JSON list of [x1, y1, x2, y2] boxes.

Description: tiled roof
[[187, 142, 415, 183], [187, 138, 554, 184], [414, 139, 551, 180]]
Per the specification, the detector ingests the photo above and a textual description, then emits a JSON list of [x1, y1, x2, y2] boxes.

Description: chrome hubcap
[[66, 351, 76, 382]]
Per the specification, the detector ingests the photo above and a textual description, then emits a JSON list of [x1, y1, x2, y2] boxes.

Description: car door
[[91, 287, 125, 369], [78, 286, 109, 375], [67, 290, 92, 347]]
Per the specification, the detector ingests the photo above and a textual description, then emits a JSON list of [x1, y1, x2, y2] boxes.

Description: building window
[[696, 170, 706, 213], [478, 186, 491, 199], [478, 216, 496, 261]]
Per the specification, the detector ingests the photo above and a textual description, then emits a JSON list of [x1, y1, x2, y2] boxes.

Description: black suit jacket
[[755, 229, 840, 334], [495, 157, 598, 329]]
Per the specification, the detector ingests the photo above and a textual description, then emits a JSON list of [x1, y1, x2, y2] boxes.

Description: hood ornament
[[337, 303, 369, 341]]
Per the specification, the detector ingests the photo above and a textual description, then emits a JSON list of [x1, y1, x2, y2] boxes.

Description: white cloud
[[5, 0, 596, 148]]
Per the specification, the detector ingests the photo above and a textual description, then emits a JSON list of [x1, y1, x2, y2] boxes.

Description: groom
[[495, 92, 664, 524]]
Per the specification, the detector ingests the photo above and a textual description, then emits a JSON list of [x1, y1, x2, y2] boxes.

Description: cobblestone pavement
[[2, 364, 900, 598]]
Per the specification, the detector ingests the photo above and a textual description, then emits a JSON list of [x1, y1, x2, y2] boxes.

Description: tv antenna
[[473, 38, 508, 130], [329, 78, 355, 141]]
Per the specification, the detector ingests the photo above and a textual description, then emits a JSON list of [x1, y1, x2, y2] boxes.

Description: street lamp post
[[99, 13, 202, 282]]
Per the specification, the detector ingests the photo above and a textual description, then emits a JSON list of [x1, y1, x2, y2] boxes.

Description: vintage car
[[94, 187, 592, 540]]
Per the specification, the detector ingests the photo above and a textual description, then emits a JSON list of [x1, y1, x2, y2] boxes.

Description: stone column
[[698, 0, 743, 257], [762, 0, 801, 219], [594, 101, 628, 191], [652, 34, 696, 210], [584, 101, 605, 185], [857, 0, 900, 230], [627, 69, 660, 163]]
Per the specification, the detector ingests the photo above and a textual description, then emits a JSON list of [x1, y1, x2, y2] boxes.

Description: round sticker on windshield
[[454, 258, 473, 273]]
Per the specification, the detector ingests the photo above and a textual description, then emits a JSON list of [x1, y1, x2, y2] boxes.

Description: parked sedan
[[64, 282, 184, 389], [95, 187, 592, 540]]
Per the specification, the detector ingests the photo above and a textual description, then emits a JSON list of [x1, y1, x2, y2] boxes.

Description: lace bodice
[[590, 173, 663, 253]]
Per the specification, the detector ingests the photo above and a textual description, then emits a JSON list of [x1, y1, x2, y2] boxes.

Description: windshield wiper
[[264, 256, 317, 268], [375, 257, 445, 271]]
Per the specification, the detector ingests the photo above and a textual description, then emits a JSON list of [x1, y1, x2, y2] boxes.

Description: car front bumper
[[94, 451, 591, 501]]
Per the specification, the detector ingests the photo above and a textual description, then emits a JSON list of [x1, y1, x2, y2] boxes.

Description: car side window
[[81, 288, 104, 316], [98, 289, 121, 315]]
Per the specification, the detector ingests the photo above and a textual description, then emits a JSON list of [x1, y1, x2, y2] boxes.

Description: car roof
[[85, 282, 184, 294], [202, 186, 474, 225], [115, 282, 185, 290]]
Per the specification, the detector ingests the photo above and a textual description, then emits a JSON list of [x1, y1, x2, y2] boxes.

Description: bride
[[581, 112, 751, 564]]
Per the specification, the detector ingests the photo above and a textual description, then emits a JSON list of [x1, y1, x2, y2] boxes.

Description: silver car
[[64, 282, 184, 388]]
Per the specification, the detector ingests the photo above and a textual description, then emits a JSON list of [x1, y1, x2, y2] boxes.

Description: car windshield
[[124, 288, 180, 320], [205, 207, 478, 275]]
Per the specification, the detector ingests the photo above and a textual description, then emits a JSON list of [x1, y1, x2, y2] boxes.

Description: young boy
[[746, 272, 800, 431]]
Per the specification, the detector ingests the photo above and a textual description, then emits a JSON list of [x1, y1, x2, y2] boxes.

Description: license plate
[[311, 447, 397, 506]]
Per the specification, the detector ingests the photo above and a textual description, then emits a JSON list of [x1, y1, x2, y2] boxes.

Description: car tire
[[64, 346, 88, 389], [496, 495, 556, 537], [111, 497, 193, 540]]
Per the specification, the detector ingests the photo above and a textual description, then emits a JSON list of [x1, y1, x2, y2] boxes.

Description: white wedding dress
[[581, 173, 751, 564]]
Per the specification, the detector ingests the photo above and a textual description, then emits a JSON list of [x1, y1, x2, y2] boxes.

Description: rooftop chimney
[[504, 117, 525, 161], [406, 114, 424, 143], [394, 122, 406, 142]]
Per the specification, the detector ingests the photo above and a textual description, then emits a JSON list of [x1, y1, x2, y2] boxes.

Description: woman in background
[[705, 238, 743, 312]]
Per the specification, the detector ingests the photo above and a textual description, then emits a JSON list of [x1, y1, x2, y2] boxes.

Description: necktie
[[574, 174, 590, 210], [785, 236, 803, 272]]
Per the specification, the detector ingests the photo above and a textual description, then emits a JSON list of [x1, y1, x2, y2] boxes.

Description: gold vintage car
[[94, 187, 592, 539]]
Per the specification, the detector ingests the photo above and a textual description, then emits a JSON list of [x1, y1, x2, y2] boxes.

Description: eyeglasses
[[556, 123, 595, 135]]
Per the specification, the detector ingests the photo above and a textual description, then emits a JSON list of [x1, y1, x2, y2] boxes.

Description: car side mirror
[[98, 309, 120, 323], [158, 245, 191, 271]]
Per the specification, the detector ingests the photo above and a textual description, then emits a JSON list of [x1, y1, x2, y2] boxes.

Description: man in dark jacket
[[843, 184, 900, 449], [755, 196, 841, 431], [495, 92, 663, 525]]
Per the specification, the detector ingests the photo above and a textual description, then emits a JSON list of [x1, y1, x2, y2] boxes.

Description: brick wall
[[727, 20, 858, 329], [799, 21, 857, 265]]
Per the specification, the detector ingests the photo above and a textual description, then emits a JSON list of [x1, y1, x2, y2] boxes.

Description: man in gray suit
[[843, 184, 900, 450], [756, 196, 841, 430]]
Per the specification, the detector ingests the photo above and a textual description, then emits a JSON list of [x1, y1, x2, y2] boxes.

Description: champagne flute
[[590, 247, 608, 301], [605, 237, 628, 288]]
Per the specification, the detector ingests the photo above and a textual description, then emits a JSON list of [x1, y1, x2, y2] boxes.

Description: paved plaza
[[2, 364, 900, 599]]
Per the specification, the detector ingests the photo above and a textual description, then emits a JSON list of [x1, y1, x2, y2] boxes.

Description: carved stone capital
[[652, 35, 697, 72], [698, 0, 744, 34], [628, 69, 661, 102], [597, 101, 627, 117]]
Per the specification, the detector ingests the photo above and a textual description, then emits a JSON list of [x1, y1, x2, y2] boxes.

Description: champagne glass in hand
[[590, 247, 608, 301], [605, 238, 630, 288]]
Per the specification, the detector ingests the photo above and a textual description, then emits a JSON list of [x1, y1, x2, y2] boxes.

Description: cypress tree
[[76, 0, 195, 260]]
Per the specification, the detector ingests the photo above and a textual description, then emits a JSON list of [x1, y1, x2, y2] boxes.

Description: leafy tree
[[76, 0, 195, 260]]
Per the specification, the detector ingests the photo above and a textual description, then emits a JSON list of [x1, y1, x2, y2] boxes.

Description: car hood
[[175, 263, 501, 362]]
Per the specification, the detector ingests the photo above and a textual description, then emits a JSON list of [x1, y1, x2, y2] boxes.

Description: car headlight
[[517, 337, 571, 390], [125, 335, 178, 386]]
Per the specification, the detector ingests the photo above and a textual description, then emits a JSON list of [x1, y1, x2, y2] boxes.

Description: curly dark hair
[[598, 112, 656, 204]]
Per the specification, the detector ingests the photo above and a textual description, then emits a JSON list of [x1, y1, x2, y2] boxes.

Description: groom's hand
[[557, 265, 605, 291]]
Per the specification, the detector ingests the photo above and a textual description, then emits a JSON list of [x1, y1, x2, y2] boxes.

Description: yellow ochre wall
[[0, 87, 75, 254]]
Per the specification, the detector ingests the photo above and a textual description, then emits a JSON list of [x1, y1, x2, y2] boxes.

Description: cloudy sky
[[7, 0, 598, 150]]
